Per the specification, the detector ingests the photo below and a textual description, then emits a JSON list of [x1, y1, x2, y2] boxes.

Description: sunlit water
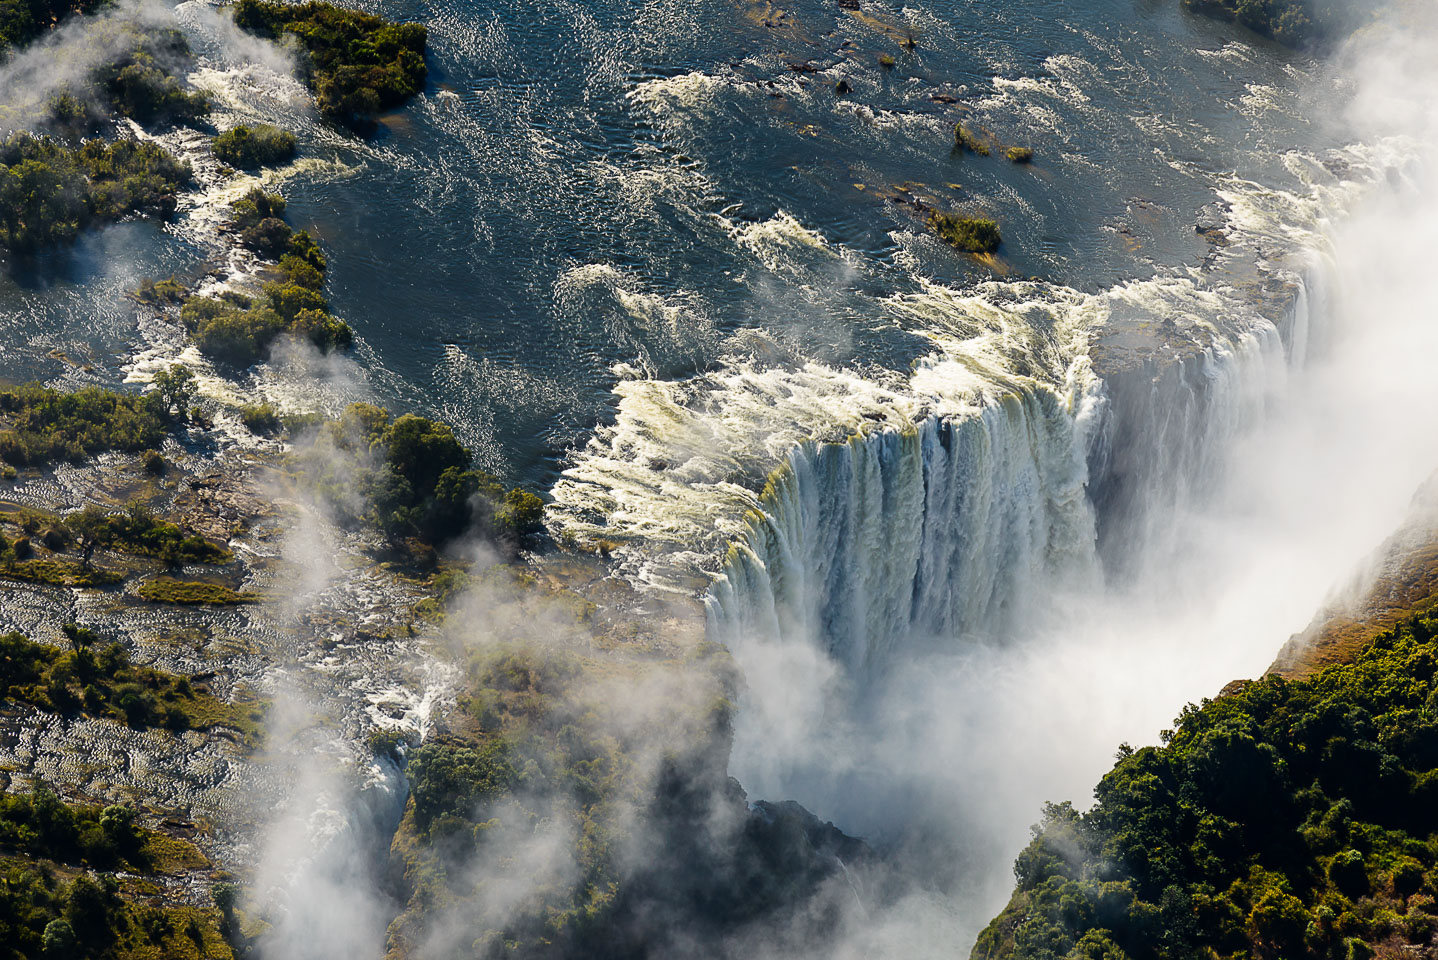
[[3, 0, 1427, 952]]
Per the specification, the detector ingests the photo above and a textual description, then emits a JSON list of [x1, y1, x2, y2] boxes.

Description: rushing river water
[[5, 0, 1436, 951]]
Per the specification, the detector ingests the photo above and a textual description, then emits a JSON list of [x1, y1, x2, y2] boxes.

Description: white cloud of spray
[[0, 0, 301, 130]]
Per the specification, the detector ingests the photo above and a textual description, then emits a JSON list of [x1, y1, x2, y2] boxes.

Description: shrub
[[239, 404, 281, 435], [878, 54, 895, 68], [1006, 146, 1034, 163], [927, 211, 1001, 253], [212, 123, 297, 169]]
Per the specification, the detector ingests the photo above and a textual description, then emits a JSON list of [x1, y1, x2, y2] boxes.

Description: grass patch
[[0, 559, 123, 587], [927, 211, 1001, 253], [137, 577, 257, 606]]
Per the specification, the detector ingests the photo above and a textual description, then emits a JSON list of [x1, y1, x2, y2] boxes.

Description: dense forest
[[975, 609, 1438, 960]]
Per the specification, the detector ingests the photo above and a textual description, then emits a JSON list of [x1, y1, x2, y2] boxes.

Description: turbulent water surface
[[4, 0, 1435, 950]]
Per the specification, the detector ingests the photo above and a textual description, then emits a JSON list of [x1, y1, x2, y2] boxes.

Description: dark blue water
[[0, 0, 1326, 485]]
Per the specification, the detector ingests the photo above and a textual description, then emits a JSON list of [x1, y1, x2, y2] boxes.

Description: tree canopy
[[975, 609, 1438, 960]]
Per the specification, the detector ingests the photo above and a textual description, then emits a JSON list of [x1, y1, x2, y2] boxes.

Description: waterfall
[[707, 385, 1099, 680], [705, 273, 1314, 806]]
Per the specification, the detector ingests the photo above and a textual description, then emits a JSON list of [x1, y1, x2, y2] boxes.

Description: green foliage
[[0, 133, 190, 254], [954, 122, 990, 155], [0, 0, 104, 50], [94, 27, 210, 125], [64, 501, 232, 565], [0, 788, 147, 870], [231, 0, 427, 128], [408, 738, 518, 835], [137, 577, 256, 606], [0, 819, 230, 959], [928, 211, 1001, 253], [298, 402, 546, 548], [174, 189, 350, 365], [0, 630, 260, 743], [211, 123, 297, 169], [134, 276, 186, 305], [1181, 0, 1331, 47], [0, 382, 169, 466], [1007, 146, 1034, 163], [974, 609, 1438, 960], [239, 403, 280, 435]]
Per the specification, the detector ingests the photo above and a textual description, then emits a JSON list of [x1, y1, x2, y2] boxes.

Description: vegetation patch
[[0, 0, 104, 51], [0, 557, 123, 587], [1006, 146, 1033, 163], [0, 133, 191, 255], [0, 787, 230, 959], [137, 577, 257, 606], [0, 381, 176, 467], [0, 627, 264, 744], [63, 502, 233, 566], [974, 608, 1438, 960], [176, 189, 350, 367], [294, 403, 544, 550], [927, 211, 1001, 253], [954, 122, 990, 155], [212, 123, 297, 170], [0, 3, 207, 134], [231, 0, 427, 129]]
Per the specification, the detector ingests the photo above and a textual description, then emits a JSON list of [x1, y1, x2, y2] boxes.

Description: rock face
[[1271, 473, 1438, 678]]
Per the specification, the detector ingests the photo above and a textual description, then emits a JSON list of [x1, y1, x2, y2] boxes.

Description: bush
[[1006, 146, 1034, 163], [927, 211, 1001, 253], [212, 123, 297, 169], [239, 403, 281, 434]]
